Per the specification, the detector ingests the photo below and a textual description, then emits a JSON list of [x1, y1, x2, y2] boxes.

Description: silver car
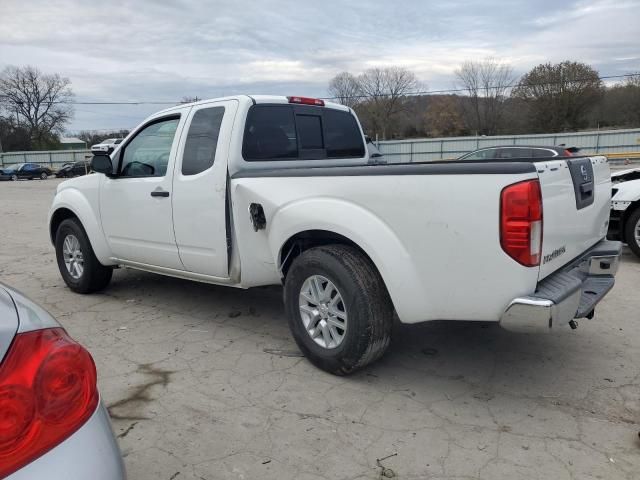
[[1, 284, 125, 479]]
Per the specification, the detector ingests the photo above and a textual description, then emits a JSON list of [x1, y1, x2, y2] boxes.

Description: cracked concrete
[[1, 178, 639, 480]]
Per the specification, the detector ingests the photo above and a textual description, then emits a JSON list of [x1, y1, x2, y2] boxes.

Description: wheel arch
[[279, 230, 375, 277], [49, 191, 114, 265], [49, 207, 79, 244]]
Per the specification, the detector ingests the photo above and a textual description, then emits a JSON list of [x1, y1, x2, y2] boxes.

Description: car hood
[[0, 168, 16, 173]]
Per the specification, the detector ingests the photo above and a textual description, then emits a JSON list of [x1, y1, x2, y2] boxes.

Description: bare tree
[[327, 72, 361, 109], [512, 61, 603, 132], [356, 67, 419, 139], [0, 66, 74, 148], [180, 96, 201, 104], [455, 58, 514, 135]]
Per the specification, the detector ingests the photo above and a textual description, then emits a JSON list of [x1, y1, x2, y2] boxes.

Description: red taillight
[[500, 179, 543, 267], [0, 328, 97, 478], [564, 149, 573, 156], [287, 96, 325, 106]]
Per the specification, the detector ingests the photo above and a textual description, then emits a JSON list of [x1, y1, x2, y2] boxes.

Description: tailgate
[[536, 156, 611, 280]]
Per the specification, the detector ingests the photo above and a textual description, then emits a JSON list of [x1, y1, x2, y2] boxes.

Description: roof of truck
[[155, 95, 349, 116]]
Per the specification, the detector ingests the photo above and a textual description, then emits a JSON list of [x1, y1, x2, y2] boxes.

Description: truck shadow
[[104, 268, 624, 408]]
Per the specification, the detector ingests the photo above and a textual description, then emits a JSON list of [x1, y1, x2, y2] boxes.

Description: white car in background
[[608, 167, 640, 258], [1, 283, 125, 479], [91, 138, 123, 154]]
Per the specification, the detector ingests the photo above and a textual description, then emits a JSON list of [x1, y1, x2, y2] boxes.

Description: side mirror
[[91, 154, 114, 176]]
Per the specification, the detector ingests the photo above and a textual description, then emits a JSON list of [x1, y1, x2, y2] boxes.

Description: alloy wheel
[[298, 275, 348, 349], [62, 234, 84, 279]]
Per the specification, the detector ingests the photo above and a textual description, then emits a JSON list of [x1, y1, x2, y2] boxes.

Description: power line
[[1, 72, 638, 106]]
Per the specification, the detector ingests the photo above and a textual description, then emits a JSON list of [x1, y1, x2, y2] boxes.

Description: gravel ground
[[1, 177, 639, 480]]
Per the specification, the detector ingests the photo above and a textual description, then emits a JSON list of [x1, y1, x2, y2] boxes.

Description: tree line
[[329, 60, 640, 140], [2, 61, 639, 152]]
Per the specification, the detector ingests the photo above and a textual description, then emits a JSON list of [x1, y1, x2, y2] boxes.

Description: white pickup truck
[[48, 95, 621, 374]]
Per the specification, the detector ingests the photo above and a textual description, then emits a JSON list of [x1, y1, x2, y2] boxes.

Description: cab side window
[[119, 117, 179, 178], [182, 107, 225, 175]]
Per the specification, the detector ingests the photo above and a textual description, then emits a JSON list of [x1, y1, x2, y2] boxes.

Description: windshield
[[5, 163, 23, 170]]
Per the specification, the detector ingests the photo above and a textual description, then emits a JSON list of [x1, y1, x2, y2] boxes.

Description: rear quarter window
[[242, 105, 364, 161]]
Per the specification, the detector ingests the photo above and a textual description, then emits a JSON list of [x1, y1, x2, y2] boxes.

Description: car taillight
[[0, 328, 97, 478], [500, 179, 543, 267], [564, 149, 573, 156], [287, 96, 325, 106]]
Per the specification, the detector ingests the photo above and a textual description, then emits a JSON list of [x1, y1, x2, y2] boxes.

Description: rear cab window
[[242, 105, 364, 162]]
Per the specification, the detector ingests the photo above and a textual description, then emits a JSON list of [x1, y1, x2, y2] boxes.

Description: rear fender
[[268, 197, 426, 323]]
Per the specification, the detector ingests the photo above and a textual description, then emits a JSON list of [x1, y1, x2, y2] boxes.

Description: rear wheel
[[624, 207, 640, 259], [284, 245, 393, 375], [40, 172, 48, 180], [55, 218, 113, 293]]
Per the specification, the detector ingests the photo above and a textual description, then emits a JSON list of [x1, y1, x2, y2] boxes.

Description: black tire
[[40, 172, 48, 180], [624, 207, 640, 259], [10, 174, 17, 181], [284, 245, 393, 375], [55, 218, 113, 293]]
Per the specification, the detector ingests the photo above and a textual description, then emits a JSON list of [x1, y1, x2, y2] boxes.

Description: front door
[[171, 100, 238, 277], [99, 113, 188, 270]]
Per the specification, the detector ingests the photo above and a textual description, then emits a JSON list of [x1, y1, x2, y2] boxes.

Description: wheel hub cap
[[299, 275, 348, 349], [62, 234, 84, 279]]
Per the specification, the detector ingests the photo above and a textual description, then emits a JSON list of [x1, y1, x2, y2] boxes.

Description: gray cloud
[[0, 0, 638, 131]]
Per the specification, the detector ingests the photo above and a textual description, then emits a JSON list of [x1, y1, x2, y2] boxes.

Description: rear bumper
[[500, 239, 622, 333]]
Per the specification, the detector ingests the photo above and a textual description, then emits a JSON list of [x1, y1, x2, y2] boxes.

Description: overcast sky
[[1, 0, 639, 133]]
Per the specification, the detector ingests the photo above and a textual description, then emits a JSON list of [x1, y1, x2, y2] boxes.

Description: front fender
[[613, 179, 640, 203], [267, 197, 428, 323], [48, 187, 114, 266]]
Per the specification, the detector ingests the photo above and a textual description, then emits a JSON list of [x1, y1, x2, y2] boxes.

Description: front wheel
[[10, 174, 17, 181], [284, 245, 393, 375], [40, 172, 48, 180], [625, 207, 640, 259], [55, 218, 113, 293]]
